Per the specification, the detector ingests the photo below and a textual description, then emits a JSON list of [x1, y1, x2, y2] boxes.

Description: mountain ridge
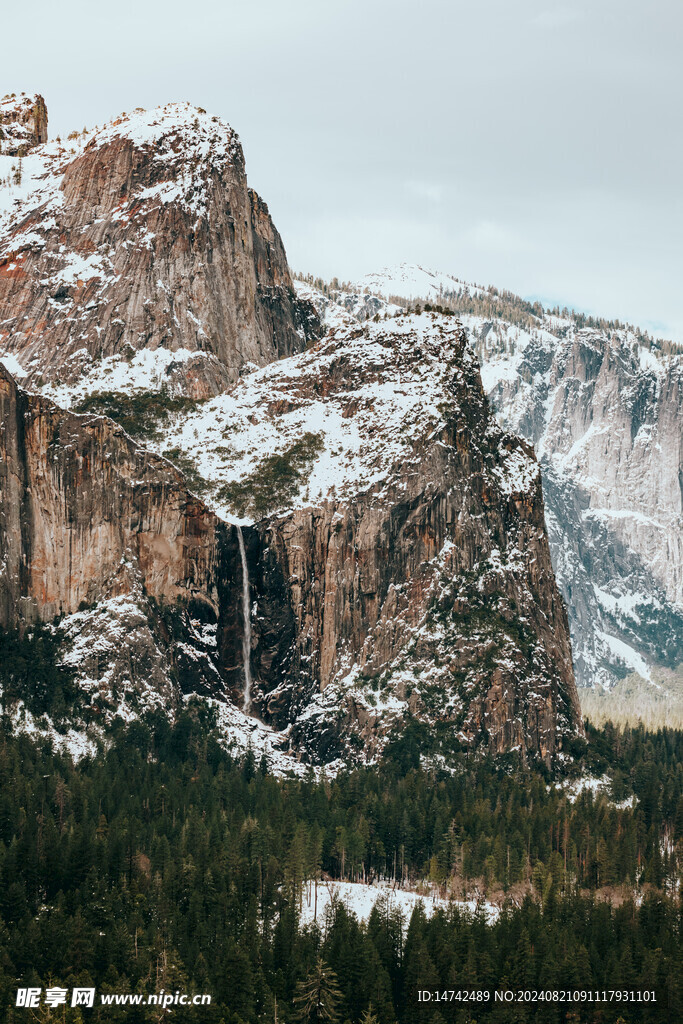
[[296, 264, 683, 706], [0, 309, 583, 770]]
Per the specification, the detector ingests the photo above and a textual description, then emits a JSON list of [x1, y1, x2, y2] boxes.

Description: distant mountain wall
[[302, 266, 683, 693]]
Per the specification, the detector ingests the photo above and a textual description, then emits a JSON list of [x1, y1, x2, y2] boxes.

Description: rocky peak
[[0, 101, 320, 397], [0, 93, 48, 155], [243, 313, 583, 766]]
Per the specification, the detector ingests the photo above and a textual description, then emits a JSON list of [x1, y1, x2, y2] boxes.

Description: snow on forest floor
[[298, 879, 499, 929]]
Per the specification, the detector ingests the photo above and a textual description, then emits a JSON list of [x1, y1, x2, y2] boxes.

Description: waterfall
[[236, 525, 252, 713]]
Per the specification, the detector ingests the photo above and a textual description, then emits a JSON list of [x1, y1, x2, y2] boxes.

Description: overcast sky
[[4, 0, 682, 340]]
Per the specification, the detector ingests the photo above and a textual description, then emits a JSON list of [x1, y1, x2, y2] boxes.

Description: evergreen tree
[[294, 957, 342, 1023]]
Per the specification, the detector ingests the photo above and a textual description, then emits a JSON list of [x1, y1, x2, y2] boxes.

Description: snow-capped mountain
[[357, 264, 487, 302], [0, 308, 582, 769], [0, 101, 319, 399], [299, 264, 683, 699], [0, 95, 584, 769]]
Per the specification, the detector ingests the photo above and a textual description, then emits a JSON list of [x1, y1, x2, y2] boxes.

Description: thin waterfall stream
[[236, 525, 252, 712]]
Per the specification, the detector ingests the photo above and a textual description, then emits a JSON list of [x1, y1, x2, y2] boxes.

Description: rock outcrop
[[249, 316, 581, 765], [0, 93, 47, 156], [0, 362, 217, 625], [0, 104, 320, 397]]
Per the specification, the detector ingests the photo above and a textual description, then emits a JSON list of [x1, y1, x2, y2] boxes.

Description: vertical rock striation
[[0, 93, 47, 155], [0, 363, 223, 625], [0, 104, 320, 397]]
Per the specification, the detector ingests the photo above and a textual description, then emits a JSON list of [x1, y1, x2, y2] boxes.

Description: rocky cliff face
[[0, 308, 582, 768], [0, 104, 319, 398], [135, 311, 583, 766], [313, 265, 683, 695], [0, 363, 252, 713], [470, 315, 683, 693], [0, 363, 220, 626], [0, 93, 47, 156]]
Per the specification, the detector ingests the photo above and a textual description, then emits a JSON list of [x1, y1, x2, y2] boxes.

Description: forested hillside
[[0, 712, 681, 1022]]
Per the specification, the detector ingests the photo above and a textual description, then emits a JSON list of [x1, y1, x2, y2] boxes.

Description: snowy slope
[[150, 311, 474, 523], [44, 307, 538, 527], [357, 263, 486, 301], [39, 311, 497, 526]]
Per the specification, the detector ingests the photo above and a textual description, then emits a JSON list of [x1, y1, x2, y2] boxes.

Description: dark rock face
[[249, 189, 320, 355], [0, 360, 260, 712], [0, 104, 320, 397], [0, 364, 215, 624], [0, 93, 47, 155]]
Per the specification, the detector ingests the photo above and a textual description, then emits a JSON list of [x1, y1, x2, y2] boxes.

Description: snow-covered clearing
[[298, 879, 499, 928]]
